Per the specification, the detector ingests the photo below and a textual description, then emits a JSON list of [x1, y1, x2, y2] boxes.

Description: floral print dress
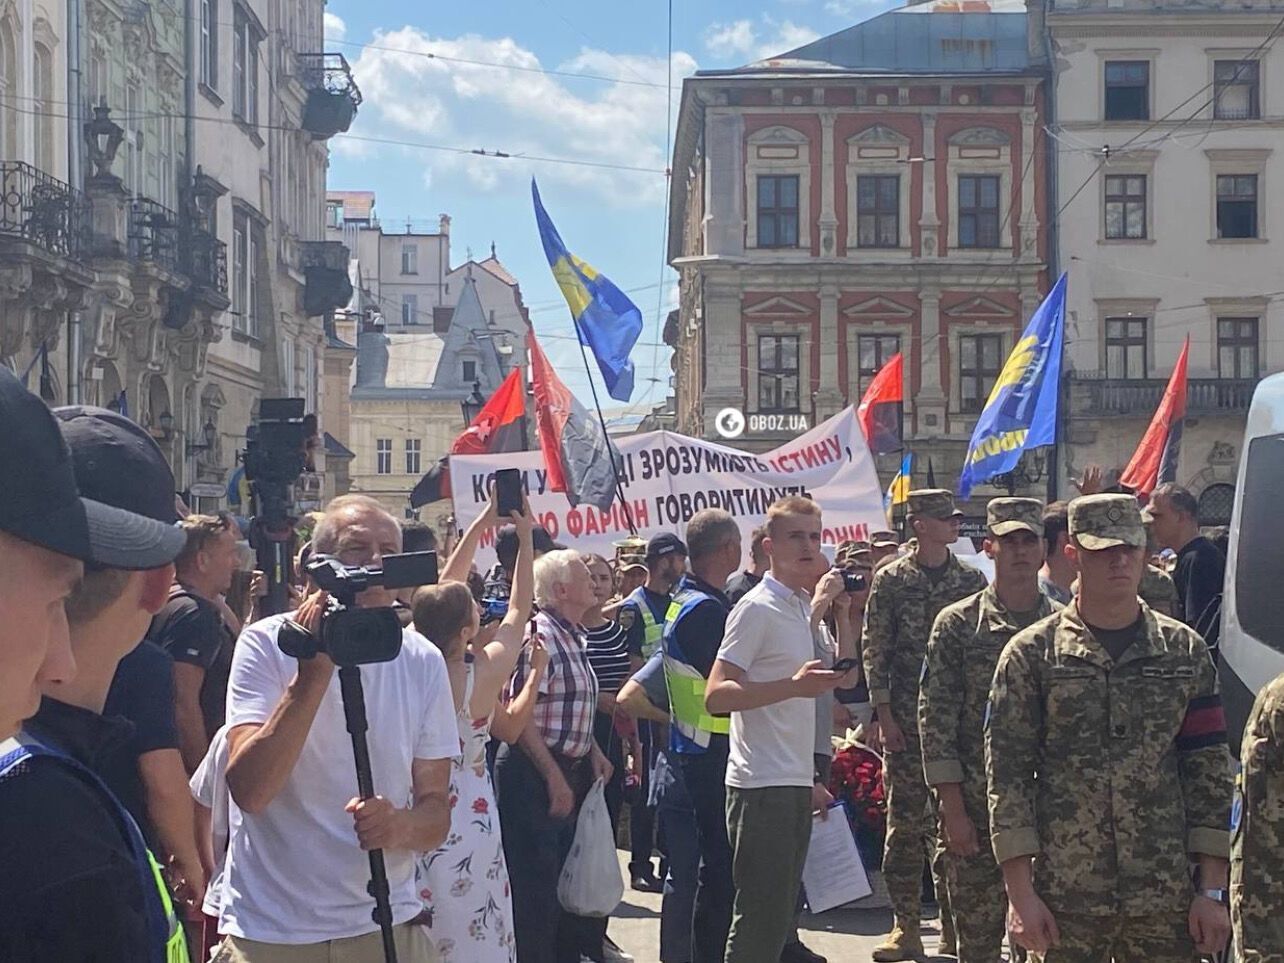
[[415, 663, 516, 961]]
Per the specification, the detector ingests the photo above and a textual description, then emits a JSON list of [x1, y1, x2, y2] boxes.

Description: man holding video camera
[[216, 494, 459, 962]]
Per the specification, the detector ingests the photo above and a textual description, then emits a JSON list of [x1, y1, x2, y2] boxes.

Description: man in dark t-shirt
[[151, 513, 240, 771], [724, 525, 768, 606], [1145, 484, 1226, 638]]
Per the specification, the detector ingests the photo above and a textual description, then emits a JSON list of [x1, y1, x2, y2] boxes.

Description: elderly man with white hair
[[495, 548, 616, 963], [213, 495, 459, 962]]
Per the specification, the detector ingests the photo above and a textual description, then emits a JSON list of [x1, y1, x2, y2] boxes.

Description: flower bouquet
[[828, 728, 887, 871]]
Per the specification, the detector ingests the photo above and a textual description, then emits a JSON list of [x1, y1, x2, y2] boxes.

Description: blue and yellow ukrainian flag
[[958, 273, 1067, 498], [885, 451, 913, 515], [531, 179, 643, 402]]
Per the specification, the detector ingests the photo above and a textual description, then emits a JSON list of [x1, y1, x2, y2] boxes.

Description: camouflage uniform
[[1232, 670, 1284, 962], [920, 498, 1058, 963], [986, 495, 1231, 963], [862, 489, 987, 939]]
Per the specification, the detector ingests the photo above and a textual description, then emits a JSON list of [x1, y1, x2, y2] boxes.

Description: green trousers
[[724, 785, 812, 963]]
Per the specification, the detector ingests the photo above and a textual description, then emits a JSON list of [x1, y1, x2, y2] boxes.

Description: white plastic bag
[[557, 777, 624, 917]]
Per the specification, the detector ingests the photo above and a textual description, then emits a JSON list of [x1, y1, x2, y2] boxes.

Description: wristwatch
[[1197, 888, 1229, 905]]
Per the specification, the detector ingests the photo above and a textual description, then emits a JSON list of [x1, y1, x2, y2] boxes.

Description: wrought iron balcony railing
[[182, 226, 228, 297], [1069, 372, 1257, 414], [0, 161, 89, 258], [301, 239, 353, 316], [297, 53, 362, 138], [128, 196, 181, 274]]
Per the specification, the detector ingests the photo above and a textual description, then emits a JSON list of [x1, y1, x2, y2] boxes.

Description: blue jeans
[[658, 801, 699, 963]]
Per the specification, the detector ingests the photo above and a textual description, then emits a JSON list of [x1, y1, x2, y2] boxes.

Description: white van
[[1220, 371, 1284, 746]]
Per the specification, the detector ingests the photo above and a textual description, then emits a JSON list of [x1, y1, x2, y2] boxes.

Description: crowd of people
[[0, 357, 1280, 963]]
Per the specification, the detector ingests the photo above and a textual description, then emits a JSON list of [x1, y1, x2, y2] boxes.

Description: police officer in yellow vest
[[655, 510, 744, 963], [0, 385, 191, 963]]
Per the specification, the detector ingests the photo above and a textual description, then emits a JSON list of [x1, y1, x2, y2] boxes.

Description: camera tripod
[[339, 664, 399, 963]]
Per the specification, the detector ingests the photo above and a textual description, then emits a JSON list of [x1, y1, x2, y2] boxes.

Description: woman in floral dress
[[411, 497, 545, 962]]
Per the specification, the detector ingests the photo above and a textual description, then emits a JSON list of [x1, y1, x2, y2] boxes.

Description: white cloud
[[335, 29, 696, 205], [824, 0, 886, 16], [702, 16, 820, 62], [323, 12, 346, 41]]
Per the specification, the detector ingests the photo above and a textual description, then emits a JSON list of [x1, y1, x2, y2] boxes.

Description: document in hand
[[801, 804, 872, 914]]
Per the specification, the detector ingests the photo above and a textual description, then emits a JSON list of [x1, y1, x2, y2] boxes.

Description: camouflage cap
[[987, 497, 1044, 537], [907, 488, 963, 521], [1069, 493, 1146, 550], [870, 530, 899, 548]]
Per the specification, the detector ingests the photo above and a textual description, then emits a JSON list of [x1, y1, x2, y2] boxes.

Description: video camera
[[278, 551, 439, 667]]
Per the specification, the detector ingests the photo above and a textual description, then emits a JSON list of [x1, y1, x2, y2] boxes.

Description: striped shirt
[[505, 609, 599, 759], [584, 620, 633, 693]]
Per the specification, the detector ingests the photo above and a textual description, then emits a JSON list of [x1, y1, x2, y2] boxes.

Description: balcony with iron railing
[[0, 161, 89, 258], [128, 197, 181, 274], [1069, 371, 1257, 415], [297, 53, 362, 139], [301, 239, 353, 316], [183, 226, 229, 299]]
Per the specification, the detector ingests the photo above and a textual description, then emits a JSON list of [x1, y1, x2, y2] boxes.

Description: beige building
[[323, 191, 533, 527], [1051, 0, 1284, 522]]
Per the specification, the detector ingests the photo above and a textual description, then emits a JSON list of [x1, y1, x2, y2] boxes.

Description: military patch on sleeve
[[1231, 774, 1244, 833], [618, 607, 636, 631]]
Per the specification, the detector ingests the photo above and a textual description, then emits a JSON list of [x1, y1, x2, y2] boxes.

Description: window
[[303, 344, 317, 411], [462, 360, 476, 382], [1105, 174, 1147, 239], [376, 438, 392, 474], [200, 0, 217, 88], [857, 175, 900, 249], [232, 219, 247, 333], [402, 294, 418, 325], [1198, 483, 1235, 527], [1217, 175, 1258, 239], [1105, 61, 1149, 121], [957, 175, 1000, 249], [958, 334, 1004, 413], [401, 244, 418, 275], [1214, 60, 1259, 121], [405, 438, 421, 475], [326, 201, 342, 228], [124, 81, 143, 194], [281, 339, 295, 395], [1236, 434, 1284, 655], [1105, 317, 1148, 379], [1218, 317, 1259, 379], [32, 43, 53, 175], [756, 175, 800, 249], [757, 334, 800, 412], [232, 8, 259, 125], [232, 211, 259, 337], [858, 334, 901, 392]]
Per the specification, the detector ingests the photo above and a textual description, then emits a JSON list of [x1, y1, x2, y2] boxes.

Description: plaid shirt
[[504, 609, 599, 759]]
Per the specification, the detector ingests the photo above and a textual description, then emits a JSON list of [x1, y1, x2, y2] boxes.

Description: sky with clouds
[[325, 0, 898, 412]]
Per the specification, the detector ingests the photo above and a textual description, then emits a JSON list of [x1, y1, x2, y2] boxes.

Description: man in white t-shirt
[[216, 495, 458, 962], [706, 496, 844, 963]]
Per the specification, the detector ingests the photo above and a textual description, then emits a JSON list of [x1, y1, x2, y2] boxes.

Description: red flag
[[409, 368, 528, 507], [857, 353, 903, 455], [528, 330, 621, 512], [1120, 337, 1189, 498]]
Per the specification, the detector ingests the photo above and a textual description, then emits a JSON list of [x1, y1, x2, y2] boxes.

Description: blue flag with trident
[[531, 179, 644, 402], [958, 273, 1067, 499]]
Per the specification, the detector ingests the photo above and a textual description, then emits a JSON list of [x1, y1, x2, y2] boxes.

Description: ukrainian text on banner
[[449, 405, 886, 568]]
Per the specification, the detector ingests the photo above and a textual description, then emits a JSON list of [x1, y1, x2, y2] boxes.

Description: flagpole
[[571, 321, 638, 536]]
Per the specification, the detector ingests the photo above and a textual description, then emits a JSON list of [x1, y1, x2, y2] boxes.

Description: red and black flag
[[1120, 337, 1188, 499], [410, 367, 529, 507], [856, 352, 903, 455], [528, 329, 621, 513]]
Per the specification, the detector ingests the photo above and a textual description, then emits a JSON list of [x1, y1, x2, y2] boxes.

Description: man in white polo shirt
[[706, 496, 844, 963], [215, 495, 459, 962]]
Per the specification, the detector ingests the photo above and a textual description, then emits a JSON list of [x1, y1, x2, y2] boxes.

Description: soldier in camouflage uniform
[[920, 498, 1060, 962], [863, 489, 987, 962], [985, 494, 1232, 962], [1231, 670, 1284, 962]]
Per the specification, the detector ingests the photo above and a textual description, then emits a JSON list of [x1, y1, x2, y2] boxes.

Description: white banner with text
[[449, 406, 885, 569]]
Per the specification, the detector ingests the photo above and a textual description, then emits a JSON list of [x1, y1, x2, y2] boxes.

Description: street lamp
[[461, 380, 485, 425], [156, 410, 175, 441], [998, 447, 1048, 495], [84, 99, 124, 182], [186, 419, 218, 456]]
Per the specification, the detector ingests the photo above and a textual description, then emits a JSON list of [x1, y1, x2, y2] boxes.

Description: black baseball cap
[[646, 532, 688, 561], [0, 368, 166, 567], [52, 404, 187, 569]]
